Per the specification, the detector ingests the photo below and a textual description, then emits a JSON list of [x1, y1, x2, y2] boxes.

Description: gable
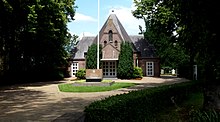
[[102, 44, 119, 59], [92, 14, 137, 52], [72, 14, 157, 60]]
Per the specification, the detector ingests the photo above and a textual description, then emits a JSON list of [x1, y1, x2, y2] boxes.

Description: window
[[103, 61, 117, 77], [109, 30, 113, 42], [146, 62, 154, 76], [114, 40, 118, 47], [104, 40, 107, 46], [72, 62, 78, 75]]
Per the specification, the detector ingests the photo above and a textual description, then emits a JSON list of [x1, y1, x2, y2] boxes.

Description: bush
[[132, 67, 143, 78], [190, 109, 220, 122], [75, 69, 86, 79], [84, 81, 198, 122]]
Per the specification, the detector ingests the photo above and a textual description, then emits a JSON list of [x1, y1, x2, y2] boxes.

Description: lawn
[[58, 82, 136, 92]]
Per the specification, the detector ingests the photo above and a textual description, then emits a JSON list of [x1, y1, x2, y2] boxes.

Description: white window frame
[[103, 61, 117, 77], [72, 62, 78, 76], [146, 62, 154, 76]]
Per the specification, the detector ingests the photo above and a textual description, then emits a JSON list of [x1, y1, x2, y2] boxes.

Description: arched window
[[114, 40, 118, 47], [109, 30, 113, 42], [104, 40, 107, 46]]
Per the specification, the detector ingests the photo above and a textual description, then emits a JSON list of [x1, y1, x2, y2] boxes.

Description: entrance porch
[[102, 60, 117, 78]]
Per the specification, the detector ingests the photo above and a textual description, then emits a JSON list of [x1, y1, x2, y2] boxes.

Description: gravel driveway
[[0, 76, 188, 122]]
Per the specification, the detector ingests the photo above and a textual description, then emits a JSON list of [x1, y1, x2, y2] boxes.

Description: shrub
[[189, 109, 220, 122], [132, 67, 143, 78], [75, 69, 86, 79], [84, 81, 198, 122], [117, 42, 134, 79]]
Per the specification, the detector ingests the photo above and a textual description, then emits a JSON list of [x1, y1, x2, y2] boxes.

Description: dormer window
[[109, 30, 113, 43], [114, 40, 118, 47], [104, 40, 107, 46]]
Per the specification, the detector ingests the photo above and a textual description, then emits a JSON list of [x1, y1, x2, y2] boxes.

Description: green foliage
[[84, 81, 198, 122], [153, 92, 204, 122], [132, 66, 143, 78], [190, 109, 220, 122], [133, 0, 220, 81], [133, 0, 189, 71], [117, 42, 134, 79], [133, 0, 220, 110], [0, 0, 76, 83], [65, 33, 79, 57], [75, 69, 86, 79], [86, 44, 102, 69]]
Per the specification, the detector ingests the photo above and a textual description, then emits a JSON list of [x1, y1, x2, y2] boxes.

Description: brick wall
[[138, 57, 160, 77]]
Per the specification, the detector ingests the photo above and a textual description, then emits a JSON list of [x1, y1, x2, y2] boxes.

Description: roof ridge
[[110, 14, 132, 42], [110, 14, 125, 40]]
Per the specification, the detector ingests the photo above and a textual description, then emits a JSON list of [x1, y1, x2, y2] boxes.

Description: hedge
[[84, 81, 199, 122]]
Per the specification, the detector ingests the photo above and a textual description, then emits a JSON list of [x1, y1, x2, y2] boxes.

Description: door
[[71, 62, 78, 77], [103, 61, 117, 78], [146, 62, 154, 76]]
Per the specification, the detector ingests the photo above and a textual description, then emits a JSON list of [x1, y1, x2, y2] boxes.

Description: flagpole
[[97, 0, 100, 69]]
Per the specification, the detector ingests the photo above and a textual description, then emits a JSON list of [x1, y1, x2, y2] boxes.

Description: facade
[[69, 14, 160, 78]]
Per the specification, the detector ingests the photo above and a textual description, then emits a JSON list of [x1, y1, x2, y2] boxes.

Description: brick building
[[69, 14, 160, 78]]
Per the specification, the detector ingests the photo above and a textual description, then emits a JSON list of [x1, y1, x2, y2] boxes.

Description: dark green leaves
[[86, 44, 102, 69], [117, 42, 134, 79], [0, 0, 76, 83]]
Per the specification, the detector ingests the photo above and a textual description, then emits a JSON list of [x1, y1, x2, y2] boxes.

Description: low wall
[[86, 69, 103, 82]]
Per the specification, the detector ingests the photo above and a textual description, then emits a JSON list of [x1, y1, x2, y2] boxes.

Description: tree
[[65, 33, 79, 57], [0, 0, 76, 83], [133, 0, 220, 110], [86, 44, 102, 69], [133, 0, 190, 78], [117, 42, 134, 79]]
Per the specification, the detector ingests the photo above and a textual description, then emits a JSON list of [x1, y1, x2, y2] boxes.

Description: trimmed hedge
[[84, 81, 198, 122]]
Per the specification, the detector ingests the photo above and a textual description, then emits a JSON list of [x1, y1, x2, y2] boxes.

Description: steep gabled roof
[[109, 14, 133, 42], [72, 14, 157, 60], [93, 14, 133, 43]]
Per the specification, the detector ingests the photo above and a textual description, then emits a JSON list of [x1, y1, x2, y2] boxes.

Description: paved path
[[0, 76, 189, 122]]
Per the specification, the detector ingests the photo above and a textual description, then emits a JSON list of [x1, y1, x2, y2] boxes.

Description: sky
[[67, 0, 145, 38]]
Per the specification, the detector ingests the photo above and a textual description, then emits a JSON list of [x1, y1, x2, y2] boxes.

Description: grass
[[58, 82, 136, 92], [153, 92, 204, 122]]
